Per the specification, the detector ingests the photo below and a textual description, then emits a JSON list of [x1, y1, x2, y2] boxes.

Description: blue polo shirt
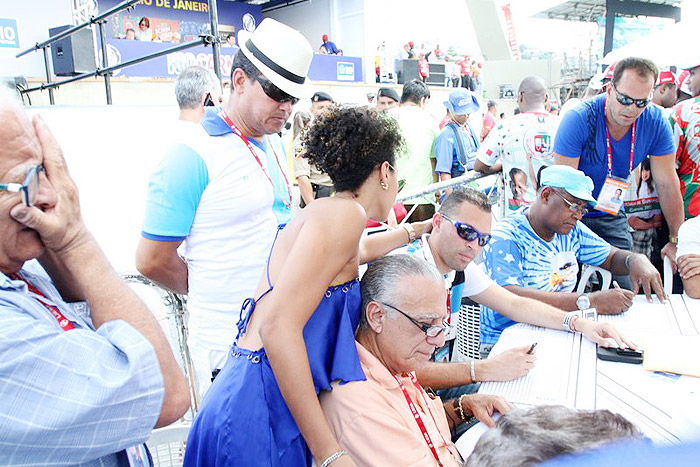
[[553, 94, 675, 217]]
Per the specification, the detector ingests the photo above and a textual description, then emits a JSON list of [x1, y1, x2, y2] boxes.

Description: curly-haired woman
[[185, 107, 406, 466]]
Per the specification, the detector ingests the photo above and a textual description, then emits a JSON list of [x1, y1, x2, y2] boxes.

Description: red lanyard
[[394, 372, 448, 466], [9, 273, 75, 331], [219, 111, 292, 210], [605, 121, 636, 178]]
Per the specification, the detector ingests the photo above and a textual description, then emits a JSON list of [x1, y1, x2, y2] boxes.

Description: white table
[[478, 294, 700, 444]]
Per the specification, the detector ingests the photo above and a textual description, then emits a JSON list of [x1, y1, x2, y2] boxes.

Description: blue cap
[[444, 89, 480, 115], [540, 165, 597, 206]]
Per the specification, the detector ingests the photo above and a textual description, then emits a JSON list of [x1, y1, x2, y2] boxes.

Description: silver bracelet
[[624, 254, 635, 270], [470, 360, 477, 383], [321, 450, 347, 467], [562, 311, 581, 332]]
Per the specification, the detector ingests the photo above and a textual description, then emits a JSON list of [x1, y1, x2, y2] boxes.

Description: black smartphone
[[597, 346, 644, 364]]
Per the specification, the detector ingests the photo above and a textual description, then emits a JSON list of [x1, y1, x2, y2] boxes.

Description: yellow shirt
[[320, 342, 462, 467]]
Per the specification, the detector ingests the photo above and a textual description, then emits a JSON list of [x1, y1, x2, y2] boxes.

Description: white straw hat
[[238, 18, 314, 99]]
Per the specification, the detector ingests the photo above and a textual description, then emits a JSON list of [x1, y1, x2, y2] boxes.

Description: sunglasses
[[254, 75, 299, 105], [380, 302, 446, 338], [553, 190, 588, 216], [0, 164, 44, 207], [613, 85, 650, 108], [440, 213, 492, 246]]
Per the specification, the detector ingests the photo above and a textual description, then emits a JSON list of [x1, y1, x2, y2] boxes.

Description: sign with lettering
[[0, 18, 19, 49]]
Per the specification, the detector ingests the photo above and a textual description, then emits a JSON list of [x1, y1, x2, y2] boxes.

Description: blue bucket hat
[[444, 89, 480, 115], [540, 165, 597, 206]]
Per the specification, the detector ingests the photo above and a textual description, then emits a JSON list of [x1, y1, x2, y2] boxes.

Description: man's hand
[[576, 319, 637, 350], [589, 288, 634, 315], [477, 345, 536, 382], [628, 254, 666, 301], [677, 254, 700, 281], [9, 115, 90, 255], [460, 394, 514, 428], [661, 242, 678, 273]]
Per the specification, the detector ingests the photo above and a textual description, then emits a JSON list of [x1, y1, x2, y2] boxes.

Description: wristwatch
[[576, 293, 590, 310], [669, 235, 678, 244]]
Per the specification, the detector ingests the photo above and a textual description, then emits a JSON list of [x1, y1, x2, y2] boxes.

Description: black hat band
[[246, 39, 306, 85]]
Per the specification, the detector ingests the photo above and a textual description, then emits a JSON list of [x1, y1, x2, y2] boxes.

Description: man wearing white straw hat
[[136, 18, 314, 399]]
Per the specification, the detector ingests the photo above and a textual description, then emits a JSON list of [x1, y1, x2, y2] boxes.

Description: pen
[[527, 343, 537, 354]]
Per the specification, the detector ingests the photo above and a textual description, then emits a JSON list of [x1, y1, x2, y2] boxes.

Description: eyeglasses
[[440, 213, 492, 246], [254, 75, 299, 105], [0, 165, 44, 207], [553, 190, 588, 216], [380, 302, 446, 338], [613, 85, 650, 108], [204, 93, 216, 107]]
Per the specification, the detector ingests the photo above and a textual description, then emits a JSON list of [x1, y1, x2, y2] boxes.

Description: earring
[[380, 180, 389, 190]]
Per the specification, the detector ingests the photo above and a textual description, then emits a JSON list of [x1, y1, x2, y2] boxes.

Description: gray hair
[[174, 66, 221, 110], [438, 188, 491, 216], [358, 254, 444, 333], [465, 405, 644, 467]]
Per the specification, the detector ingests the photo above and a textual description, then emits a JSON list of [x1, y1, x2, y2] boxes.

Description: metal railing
[[15, 0, 222, 105], [395, 170, 502, 223]]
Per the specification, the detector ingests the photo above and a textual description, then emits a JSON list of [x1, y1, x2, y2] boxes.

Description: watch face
[[577, 295, 590, 310]]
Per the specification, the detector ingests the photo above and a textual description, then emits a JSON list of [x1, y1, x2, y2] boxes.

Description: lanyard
[[393, 372, 448, 466], [219, 111, 292, 210], [9, 273, 75, 331], [605, 121, 636, 177]]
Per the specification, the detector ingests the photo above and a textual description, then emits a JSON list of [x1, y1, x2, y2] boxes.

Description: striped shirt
[[0, 260, 164, 466]]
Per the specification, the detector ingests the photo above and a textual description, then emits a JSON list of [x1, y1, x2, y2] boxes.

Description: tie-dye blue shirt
[[480, 208, 611, 345]]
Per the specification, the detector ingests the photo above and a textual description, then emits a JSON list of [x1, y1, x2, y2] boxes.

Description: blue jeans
[[582, 213, 633, 290]]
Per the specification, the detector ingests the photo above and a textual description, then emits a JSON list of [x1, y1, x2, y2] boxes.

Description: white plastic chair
[[575, 265, 612, 294], [146, 422, 191, 467], [120, 273, 198, 416]]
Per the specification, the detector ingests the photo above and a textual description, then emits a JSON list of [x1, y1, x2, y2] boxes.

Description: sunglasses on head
[[440, 213, 492, 246], [613, 85, 650, 108], [254, 75, 299, 105]]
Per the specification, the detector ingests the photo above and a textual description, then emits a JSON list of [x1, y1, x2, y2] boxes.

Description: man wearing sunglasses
[[482, 166, 664, 351], [393, 188, 631, 389], [137, 19, 314, 399], [174, 65, 223, 124], [0, 91, 190, 464], [553, 56, 683, 290]]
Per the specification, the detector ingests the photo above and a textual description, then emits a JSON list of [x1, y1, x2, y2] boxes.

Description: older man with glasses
[[482, 165, 665, 348], [320, 254, 514, 467], [136, 18, 314, 399], [553, 56, 684, 290], [0, 90, 189, 465]]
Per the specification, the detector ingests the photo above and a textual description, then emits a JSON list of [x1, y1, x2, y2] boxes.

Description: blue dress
[[184, 226, 365, 466]]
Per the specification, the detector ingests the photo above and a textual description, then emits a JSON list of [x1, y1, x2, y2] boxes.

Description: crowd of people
[[2, 15, 700, 467]]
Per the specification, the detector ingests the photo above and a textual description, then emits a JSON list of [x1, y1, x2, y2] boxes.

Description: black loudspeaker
[[426, 63, 446, 86], [396, 59, 420, 84], [49, 25, 96, 76]]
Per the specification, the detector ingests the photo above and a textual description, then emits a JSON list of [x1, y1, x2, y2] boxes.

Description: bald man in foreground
[[0, 90, 189, 465]]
